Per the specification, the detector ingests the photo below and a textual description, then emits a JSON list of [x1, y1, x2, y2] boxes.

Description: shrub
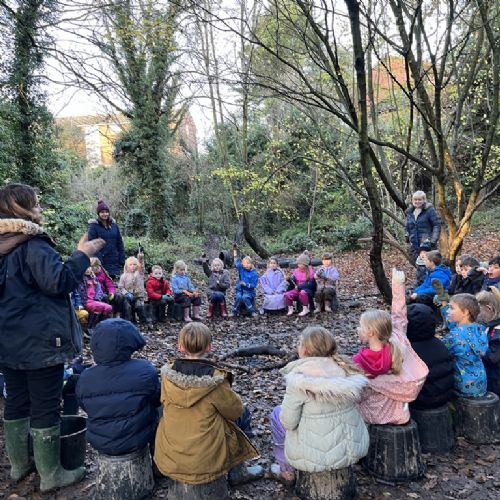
[[330, 217, 372, 251], [124, 208, 149, 237]]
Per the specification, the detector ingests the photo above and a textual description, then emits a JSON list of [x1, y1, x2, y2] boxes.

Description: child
[[146, 265, 173, 323], [270, 326, 369, 483], [357, 269, 429, 424], [82, 267, 113, 318], [90, 257, 125, 317], [477, 288, 500, 395], [76, 319, 160, 455], [72, 289, 88, 327], [119, 254, 151, 327], [202, 257, 230, 319], [442, 294, 488, 397], [482, 255, 500, 290], [409, 250, 452, 308], [406, 303, 454, 410], [314, 252, 339, 313], [353, 310, 404, 377], [259, 257, 287, 314], [154, 323, 263, 485], [284, 252, 316, 317], [171, 260, 202, 322], [449, 255, 485, 295], [232, 245, 259, 317]]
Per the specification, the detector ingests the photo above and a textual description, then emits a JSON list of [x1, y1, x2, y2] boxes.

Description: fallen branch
[[219, 344, 288, 361]]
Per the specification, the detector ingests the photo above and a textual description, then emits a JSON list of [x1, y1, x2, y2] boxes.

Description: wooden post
[[295, 467, 356, 500], [167, 475, 229, 500]]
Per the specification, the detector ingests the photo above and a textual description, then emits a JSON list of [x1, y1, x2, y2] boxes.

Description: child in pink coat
[[82, 268, 113, 316]]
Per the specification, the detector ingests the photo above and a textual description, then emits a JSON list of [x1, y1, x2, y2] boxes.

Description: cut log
[[295, 467, 356, 500], [219, 344, 288, 361], [456, 392, 499, 444], [410, 405, 455, 453], [167, 475, 229, 500]]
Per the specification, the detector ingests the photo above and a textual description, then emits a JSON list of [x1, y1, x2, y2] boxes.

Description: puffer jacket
[[415, 264, 452, 296], [87, 218, 125, 277], [406, 304, 454, 410], [0, 216, 88, 370], [448, 269, 485, 295], [280, 357, 369, 472], [146, 275, 172, 301], [483, 318, 500, 396], [119, 270, 146, 299], [76, 319, 160, 455], [171, 273, 196, 294], [202, 262, 231, 300], [154, 359, 257, 484], [234, 256, 259, 295], [405, 202, 441, 251]]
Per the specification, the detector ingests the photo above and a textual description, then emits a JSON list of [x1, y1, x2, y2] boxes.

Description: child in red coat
[[146, 265, 173, 323]]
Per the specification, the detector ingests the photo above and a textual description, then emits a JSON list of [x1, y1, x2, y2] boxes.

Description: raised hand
[[77, 233, 106, 258]]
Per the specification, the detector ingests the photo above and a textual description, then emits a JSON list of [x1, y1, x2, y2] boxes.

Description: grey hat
[[296, 252, 311, 266]]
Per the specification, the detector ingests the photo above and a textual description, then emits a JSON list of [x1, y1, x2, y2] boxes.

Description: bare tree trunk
[[238, 213, 270, 259]]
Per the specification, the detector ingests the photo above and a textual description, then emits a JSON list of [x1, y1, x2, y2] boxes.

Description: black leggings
[[2, 364, 64, 428]]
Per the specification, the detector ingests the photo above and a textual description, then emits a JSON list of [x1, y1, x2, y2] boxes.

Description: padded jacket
[[87, 218, 125, 276], [405, 202, 441, 251]]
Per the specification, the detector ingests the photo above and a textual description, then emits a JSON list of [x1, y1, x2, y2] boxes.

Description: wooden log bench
[[456, 392, 499, 444], [410, 405, 455, 453], [166, 475, 228, 500], [295, 467, 356, 500]]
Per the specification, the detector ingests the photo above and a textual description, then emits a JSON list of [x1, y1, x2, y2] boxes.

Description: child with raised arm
[[171, 260, 202, 322], [154, 323, 263, 486], [314, 252, 339, 313], [259, 257, 287, 314], [270, 326, 369, 483], [202, 257, 230, 319], [232, 244, 259, 317]]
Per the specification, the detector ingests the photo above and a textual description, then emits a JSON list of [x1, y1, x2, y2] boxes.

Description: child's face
[[242, 258, 252, 270], [85, 267, 93, 276], [489, 263, 500, 280], [127, 260, 138, 272], [297, 342, 307, 359], [91, 265, 101, 274], [421, 253, 434, 269], [213, 262, 223, 272], [455, 261, 462, 274], [447, 301, 470, 324], [177, 267, 186, 275], [478, 304, 495, 324], [269, 260, 278, 270], [152, 268, 163, 279], [322, 258, 332, 268], [297, 263, 306, 270], [460, 265, 471, 278], [357, 323, 373, 344]]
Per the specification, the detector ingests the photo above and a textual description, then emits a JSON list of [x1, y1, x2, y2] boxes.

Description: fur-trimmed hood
[[0, 217, 45, 256], [161, 363, 228, 408], [281, 357, 368, 403]]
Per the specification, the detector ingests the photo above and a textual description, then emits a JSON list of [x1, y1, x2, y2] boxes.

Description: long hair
[[299, 326, 362, 375], [359, 310, 404, 374], [0, 184, 41, 223]]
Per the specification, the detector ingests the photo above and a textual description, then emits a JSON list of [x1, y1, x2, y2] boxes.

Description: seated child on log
[[259, 257, 287, 314], [481, 255, 500, 291], [90, 257, 125, 317], [270, 326, 369, 483], [82, 266, 113, 318], [477, 288, 500, 396], [356, 270, 429, 425], [314, 252, 339, 313], [202, 256, 230, 319], [146, 265, 173, 323], [119, 253, 151, 327], [448, 255, 485, 296], [409, 251, 451, 308], [406, 303, 454, 410], [285, 251, 316, 317], [154, 323, 263, 486], [76, 319, 160, 455], [171, 260, 202, 322], [232, 244, 259, 317]]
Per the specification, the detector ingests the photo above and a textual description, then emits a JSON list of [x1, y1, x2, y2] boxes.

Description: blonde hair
[[450, 293, 480, 321], [242, 256, 253, 267], [173, 260, 187, 275], [124, 256, 139, 273], [299, 326, 362, 375], [476, 289, 500, 320], [179, 323, 212, 356], [151, 264, 163, 273], [359, 310, 404, 374], [90, 257, 102, 269], [211, 258, 224, 271]]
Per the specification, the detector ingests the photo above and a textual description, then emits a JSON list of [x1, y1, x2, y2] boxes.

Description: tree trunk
[[238, 212, 270, 259], [296, 468, 356, 500]]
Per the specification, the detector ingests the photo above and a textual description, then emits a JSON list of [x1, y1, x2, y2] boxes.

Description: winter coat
[[315, 265, 339, 290], [357, 281, 429, 424], [0, 217, 87, 370], [482, 276, 500, 291], [414, 264, 452, 296], [405, 202, 441, 252], [171, 273, 196, 295], [72, 288, 84, 309], [87, 217, 125, 277], [448, 268, 485, 295], [280, 357, 369, 472], [154, 359, 258, 485], [483, 318, 500, 396], [146, 275, 172, 301], [260, 268, 287, 310], [202, 262, 230, 300], [234, 256, 259, 296], [76, 319, 160, 455], [406, 304, 454, 410], [119, 270, 146, 300], [442, 323, 488, 397], [85, 275, 105, 302], [95, 269, 116, 295], [288, 268, 316, 298]]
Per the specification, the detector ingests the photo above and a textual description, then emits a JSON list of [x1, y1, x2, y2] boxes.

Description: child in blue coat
[[171, 260, 202, 322], [232, 244, 259, 317]]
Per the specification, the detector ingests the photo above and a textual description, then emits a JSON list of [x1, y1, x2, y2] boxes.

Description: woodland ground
[[1, 228, 499, 500]]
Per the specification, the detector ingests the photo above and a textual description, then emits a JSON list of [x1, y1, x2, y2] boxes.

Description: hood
[[280, 357, 368, 403], [90, 318, 145, 364], [0, 217, 45, 256], [88, 217, 116, 226], [407, 304, 436, 341], [161, 364, 227, 408]]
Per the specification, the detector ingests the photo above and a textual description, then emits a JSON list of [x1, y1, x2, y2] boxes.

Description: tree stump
[[95, 445, 154, 500], [410, 405, 455, 453], [166, 475, 228, 500], [456, 392, 499, 444], [295, 467, 356, 500], [364, 420, 425, 483]]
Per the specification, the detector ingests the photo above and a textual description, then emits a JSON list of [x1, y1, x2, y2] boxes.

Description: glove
[[162, 294, 172, 301], [392, 268, 405, 285], [108, 293, 115, 302], [126, 292, 134, 301]]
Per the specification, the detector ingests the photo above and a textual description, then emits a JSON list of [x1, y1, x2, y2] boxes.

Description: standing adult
[[0, 184, 105, 491], [88, 200, 125, 279]]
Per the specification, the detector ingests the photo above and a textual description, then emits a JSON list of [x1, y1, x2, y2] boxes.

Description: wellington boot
[[324, 304, 333, 313], [183, 307, 192, 322], [298, 305, 310, 317], [32, 425, 85, 492], [192, 305, 202, 321], [287, 306, 294, 316], [206, 303, 215, 319], [220, 303, 228, 318], [314, 302, 321, 314], [4, 417, 35, 481]]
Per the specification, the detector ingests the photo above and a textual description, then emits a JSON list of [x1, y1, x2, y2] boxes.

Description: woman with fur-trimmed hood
[[270, 326, 369, 482]]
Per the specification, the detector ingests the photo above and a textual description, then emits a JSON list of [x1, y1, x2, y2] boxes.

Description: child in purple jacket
[[260, 257, 287, 313]]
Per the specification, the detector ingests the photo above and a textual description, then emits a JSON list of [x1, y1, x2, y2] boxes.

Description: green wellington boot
[[31, 425, 85, 492], [3, 417, 35, 481]]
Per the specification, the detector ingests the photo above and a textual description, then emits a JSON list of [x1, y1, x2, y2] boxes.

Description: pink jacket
[[95, 269, 116, 295], [357, 282, 429, 424]]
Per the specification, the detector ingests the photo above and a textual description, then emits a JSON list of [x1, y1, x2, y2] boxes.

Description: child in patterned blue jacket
[[171, 260, 202, 322], [232, 244, 259, 317]]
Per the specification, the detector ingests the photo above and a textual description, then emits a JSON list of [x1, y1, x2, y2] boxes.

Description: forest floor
[[1, 228, 499, 500]]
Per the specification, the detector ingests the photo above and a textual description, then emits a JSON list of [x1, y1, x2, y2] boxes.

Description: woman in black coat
[[0, 184, 104, 492]]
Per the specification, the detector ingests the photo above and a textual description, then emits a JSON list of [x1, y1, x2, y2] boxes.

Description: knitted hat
[[322, 252, 333, 260], [296, 251, 311, 266], [96, 200, 110, 214]]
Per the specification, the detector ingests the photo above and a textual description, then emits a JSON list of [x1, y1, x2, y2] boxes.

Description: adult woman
[[405, 190, 441, 260], [87, 200, 125, 278], [0, 184, 104, 491]]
